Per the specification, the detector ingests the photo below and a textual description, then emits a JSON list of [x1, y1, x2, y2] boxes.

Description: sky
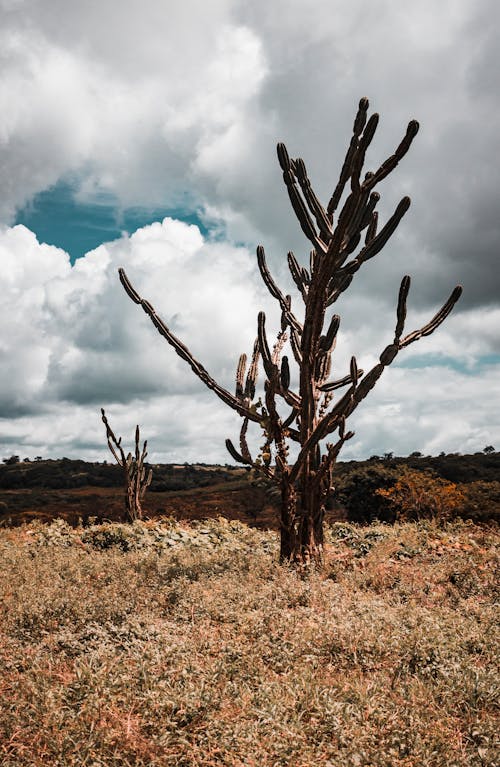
[[0, 0, 499, 464]]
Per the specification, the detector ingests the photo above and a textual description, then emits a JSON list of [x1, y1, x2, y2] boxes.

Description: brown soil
[[0, 481, 346, 530], [0, 482, 276, 529]]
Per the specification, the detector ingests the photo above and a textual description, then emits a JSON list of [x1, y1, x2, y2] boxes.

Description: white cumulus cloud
[[0, 0, 499, 461], [0, 216, 498, 462]]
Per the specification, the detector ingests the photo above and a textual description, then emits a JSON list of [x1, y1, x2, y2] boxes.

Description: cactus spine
[[119, 98, 462, 563], [101, 409, 152, 522]]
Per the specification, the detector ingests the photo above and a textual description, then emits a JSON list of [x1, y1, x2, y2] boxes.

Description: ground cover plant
[[1, 517, 498, 766]]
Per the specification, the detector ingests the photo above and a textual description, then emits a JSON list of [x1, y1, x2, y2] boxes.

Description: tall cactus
[[101, 409, 152, 522], [119, 98, 462, 563]]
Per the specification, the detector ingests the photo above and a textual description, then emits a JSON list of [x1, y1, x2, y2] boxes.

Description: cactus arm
[[364, 120, 420, 191], [326, 196, 412, 306], [399, 286, 463, 348], [277, 142, 326, 251], [257, 246, 303, 333], [225, 438, 249, 465], [257, 312, 301, 409], [101, 408, 127, 467], [289, 325, 303, 365], [119, 268, 262, 424], [287, 251, 309, 302], [257, 311, 276, 381], [235, 353, 247, 400], [327, 97, 371, 216], [244, 339, 259, 401], [293, 157, 333, 242], [289, 278, 462, 486], [256, 245, 286, 305], [225, 417, 255, 467], [318, 369, 365, 392]]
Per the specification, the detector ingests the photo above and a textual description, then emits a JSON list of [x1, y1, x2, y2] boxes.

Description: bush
[[2, 455, 20, 465], [375, 468, 464, 524], [335, 465, 401, 523], [459, 480, 500, 523]]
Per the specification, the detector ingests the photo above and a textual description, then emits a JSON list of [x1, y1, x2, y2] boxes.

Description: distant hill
[[334, 451, 500, 485], [0, 457, 246, 491], [0, 451, 498, 491]]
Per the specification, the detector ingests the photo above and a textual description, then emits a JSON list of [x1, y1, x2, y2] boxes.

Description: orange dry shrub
[[376, 468, 465, 523]]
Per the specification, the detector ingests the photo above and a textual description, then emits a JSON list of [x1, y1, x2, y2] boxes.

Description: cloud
[[0, 225, 70, 414], [343, 362, 500, 459], [0, 216, 498, 462], [1, 1, 498, 316], [0, 0, 498, 461], [0, 217, 266, 409], [0, 0, 268, 220]]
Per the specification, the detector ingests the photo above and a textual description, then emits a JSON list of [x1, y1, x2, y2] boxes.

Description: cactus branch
[[119, 268, 261, 424], [399, 286, 463, 348], [257, 246, 303, 333]]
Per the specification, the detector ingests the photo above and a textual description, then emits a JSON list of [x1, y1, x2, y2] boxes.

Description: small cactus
[[101, 409, 152, 522]]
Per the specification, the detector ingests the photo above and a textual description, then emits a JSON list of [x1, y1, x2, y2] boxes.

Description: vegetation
[[335, 464, 402, 524], [333, 454, 500, 525], [461, 481, 500, 525], [0, 458, 243, 492], [1, 453, 499, 530], [0, 517, 497, 766], [375, 468, 465, 523], [101, 409, 153, 522], [119, 97, 461, 564]]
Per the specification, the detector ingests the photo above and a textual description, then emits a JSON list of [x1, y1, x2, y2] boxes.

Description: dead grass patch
[[0, 518, 498, 766]]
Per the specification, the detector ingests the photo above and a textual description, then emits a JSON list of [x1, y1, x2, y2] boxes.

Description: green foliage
[[335, 464, 401, 523], [460, 480, 500, 523]]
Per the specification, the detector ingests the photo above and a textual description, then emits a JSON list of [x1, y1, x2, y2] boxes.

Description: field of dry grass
[[1, 517, 498, 766]]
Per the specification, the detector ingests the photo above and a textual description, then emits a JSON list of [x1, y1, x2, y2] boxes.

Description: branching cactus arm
[[288, 277, 462, 486], [119, 269, 262, 425], [101, 408, 129, 469]]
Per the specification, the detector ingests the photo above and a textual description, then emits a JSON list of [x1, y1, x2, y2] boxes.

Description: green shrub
[[335, 465, 400, 523], [459, 480, 500, 523]]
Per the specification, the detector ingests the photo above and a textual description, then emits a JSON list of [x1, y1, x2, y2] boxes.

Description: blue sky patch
[[396, 353, 500, 374], [15, 179, 208, 264]]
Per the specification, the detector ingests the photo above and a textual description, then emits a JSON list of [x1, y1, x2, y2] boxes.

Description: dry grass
[[0, 517, 498, 766]]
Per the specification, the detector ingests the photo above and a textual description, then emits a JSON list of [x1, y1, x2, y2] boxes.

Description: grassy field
[[0, 517, 498, 766]]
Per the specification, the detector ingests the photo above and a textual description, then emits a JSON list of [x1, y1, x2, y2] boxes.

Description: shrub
[[2, 455, 20, 465], [459, 480, 500, 523], [335, 464, 401, 523], [375, 467, 464, 523]]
